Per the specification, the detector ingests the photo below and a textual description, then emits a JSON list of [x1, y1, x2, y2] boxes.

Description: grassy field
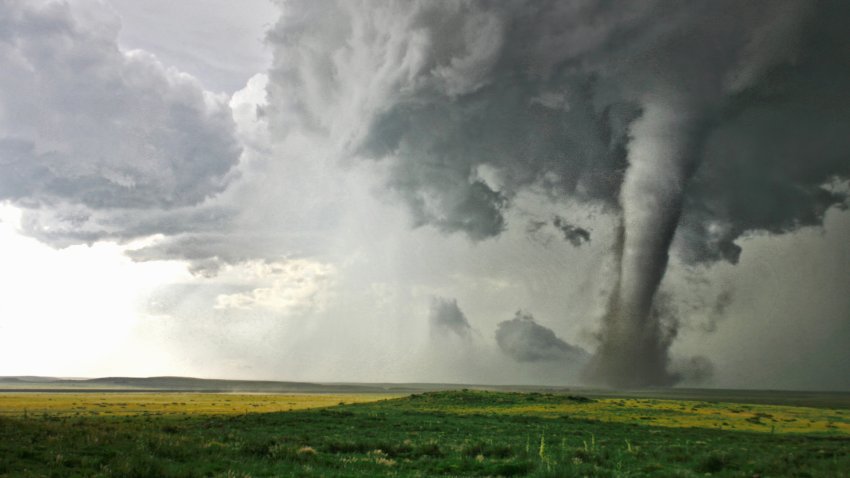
[[0, 393, 397, 417], [395, 392, 850, 435], [1, 390, 848, 477]]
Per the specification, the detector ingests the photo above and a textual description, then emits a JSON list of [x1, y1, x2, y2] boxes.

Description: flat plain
[[0, 393, 395, 417], [1, 389, 848, 477]]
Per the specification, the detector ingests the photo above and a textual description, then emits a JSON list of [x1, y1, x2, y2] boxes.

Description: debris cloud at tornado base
[[265, 0, 850, 387]]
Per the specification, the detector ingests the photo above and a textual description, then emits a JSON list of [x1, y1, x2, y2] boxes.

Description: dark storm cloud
[[266, 0, 850, 387], [495, 311, 588, 363], [0, 0, 241, 244], [429, 297, 473, 340], [267, 0, 850, 249], [675, 13, 850, 265]]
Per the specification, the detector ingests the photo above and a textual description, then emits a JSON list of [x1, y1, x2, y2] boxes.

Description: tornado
[[589, 102, 704, 387]]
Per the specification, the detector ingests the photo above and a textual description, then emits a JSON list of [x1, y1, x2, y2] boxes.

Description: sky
[[0, 0, 848, 390]]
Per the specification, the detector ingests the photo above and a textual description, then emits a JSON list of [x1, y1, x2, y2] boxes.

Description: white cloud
[[107, 0, 278, 94], [214, 259, 336, 314], [0, 0, 241, 244]]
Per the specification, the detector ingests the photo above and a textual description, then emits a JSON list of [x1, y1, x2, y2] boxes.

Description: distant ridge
[[87, 376, 343, 391], [0, 376, 399, 393], [0, 376, 63, 383]]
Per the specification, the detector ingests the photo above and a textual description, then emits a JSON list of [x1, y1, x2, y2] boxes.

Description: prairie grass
[[391, 391, 850, 435], [1, 390, 848, 477]]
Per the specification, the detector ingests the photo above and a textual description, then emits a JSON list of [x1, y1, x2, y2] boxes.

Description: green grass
[[392, 390, 850, 435], [1, 390, 848, 477]]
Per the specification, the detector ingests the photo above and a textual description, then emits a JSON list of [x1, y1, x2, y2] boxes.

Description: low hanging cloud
[[495, 311, 588, 363], [429, 297, 473, 340], [0, 0, 241, 246], [552, 216, 591, 247]]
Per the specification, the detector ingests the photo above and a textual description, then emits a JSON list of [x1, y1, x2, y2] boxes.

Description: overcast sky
[[0, 0, 848, 390]]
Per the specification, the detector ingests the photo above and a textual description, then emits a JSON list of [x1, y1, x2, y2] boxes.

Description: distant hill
[[0, 376, 63, 383], [0, 376, 400, 393]]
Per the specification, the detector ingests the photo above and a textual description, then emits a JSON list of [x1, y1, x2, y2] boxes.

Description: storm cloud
[[266, 0, 850, 387]]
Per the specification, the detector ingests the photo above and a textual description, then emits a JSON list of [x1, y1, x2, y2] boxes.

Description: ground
[[1, 390, 848, 477]]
